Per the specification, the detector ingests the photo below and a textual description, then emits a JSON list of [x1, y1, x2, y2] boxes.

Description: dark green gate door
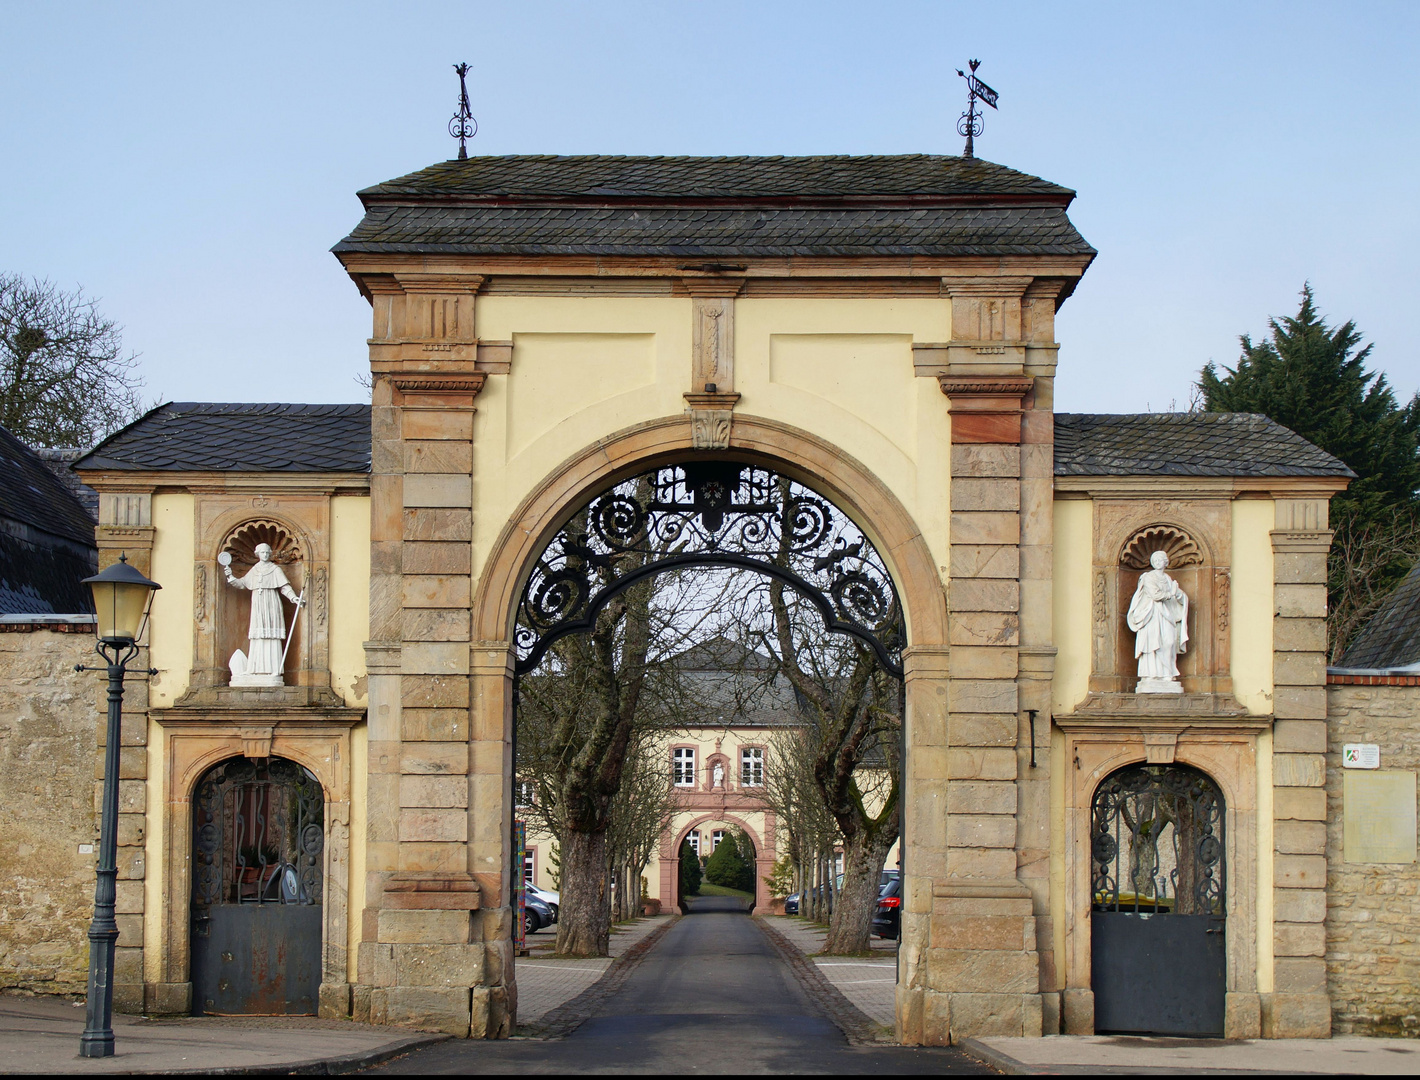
[[1090, 763, 1226, 1036], [190, 757, 324, 1015]]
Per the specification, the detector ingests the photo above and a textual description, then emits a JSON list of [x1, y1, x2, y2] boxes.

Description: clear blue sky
[[3, 1, 1416, 414]]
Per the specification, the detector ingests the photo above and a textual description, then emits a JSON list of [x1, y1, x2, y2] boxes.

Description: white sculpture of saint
[[1126, 550, 1189, 693], [713, 762, 725, 788], [221, 544, 303, 687]]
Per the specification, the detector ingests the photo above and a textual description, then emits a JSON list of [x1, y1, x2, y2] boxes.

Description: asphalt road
[[371, 896, 983, 1075]]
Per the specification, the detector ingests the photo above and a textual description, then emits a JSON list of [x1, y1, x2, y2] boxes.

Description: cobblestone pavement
[[515, 915, 670, 1026], [762, 915, 898, 1030]]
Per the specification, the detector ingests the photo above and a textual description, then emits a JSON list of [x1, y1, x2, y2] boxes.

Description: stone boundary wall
[[0, 621, 101, 995], [1325, 676, 1420, 1036]]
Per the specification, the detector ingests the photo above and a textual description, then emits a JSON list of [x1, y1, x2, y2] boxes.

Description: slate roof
[[74, 403, 372, 473], [0, 425, 98, 547], [1054, 413, 1355, 479], [1338, 563, 1420, 670], [334, 154, 1094, 260], [35, 448, 99, 520], [356, 155, 1077, 201], [0, 424, 97, 615]]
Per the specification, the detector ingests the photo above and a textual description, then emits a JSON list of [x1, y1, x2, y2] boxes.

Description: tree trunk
[[823, 830, 896, 954], [555, 828, 610, 956]]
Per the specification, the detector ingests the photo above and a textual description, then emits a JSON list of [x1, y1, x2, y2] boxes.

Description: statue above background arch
[[221, 543, 304, 687], [1127, 550, 1189, 693]]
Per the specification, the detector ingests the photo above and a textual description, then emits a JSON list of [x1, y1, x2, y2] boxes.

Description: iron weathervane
[[956, 59, 999, 159], [449, 62, 477, 159]]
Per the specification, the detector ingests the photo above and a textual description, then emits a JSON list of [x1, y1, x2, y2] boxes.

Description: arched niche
[[1090, 514, 1232, 697], [217, 519, 307, 688]]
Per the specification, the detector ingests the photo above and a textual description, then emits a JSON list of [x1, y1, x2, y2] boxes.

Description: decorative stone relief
[[1126, 551, 1189, 693], [1121, 526, 1203, 570], [689, 409, 732, 450]]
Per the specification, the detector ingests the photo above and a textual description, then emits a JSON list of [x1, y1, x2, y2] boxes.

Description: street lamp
[[77, 554, 160, 1058]]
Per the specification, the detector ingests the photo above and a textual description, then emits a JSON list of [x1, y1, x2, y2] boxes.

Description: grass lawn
[[696, 883, 754, 898]]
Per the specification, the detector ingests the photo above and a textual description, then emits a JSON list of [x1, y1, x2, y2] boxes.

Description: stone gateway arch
[[66, 153, 1351, 1045]]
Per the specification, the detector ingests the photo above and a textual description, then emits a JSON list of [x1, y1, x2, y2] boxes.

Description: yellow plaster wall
[[471, 297, 691, 582], [470, 295, 955, 604], [148, 493, 195, 707], [1051, 498, 1092, 714], [1231, 499, 1275, 714], [330, 495, 371, 708]]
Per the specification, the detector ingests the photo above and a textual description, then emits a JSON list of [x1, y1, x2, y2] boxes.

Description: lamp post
[[77, 554, 160, 1058]]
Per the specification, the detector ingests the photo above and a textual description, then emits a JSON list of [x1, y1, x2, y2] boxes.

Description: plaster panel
[[1052, 499, 1091, 714], [766, 334, 917, 459], [149, 493, 196, 707], [505, 333, 657, 459], [331, 496, 371, 707]]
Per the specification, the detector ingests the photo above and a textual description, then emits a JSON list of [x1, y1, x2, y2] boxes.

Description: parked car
[[871, 877, 902, 939], [526, 882, 559, 922], [784, 892, 800, 915], [523, 891, 556, 936], [787, 868, 899, 918]]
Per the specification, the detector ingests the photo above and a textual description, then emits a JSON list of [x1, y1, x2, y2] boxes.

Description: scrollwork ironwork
[[1090, 763, 1225, 916], [515, 462, 904, 675], [191, 756, 324, 910]]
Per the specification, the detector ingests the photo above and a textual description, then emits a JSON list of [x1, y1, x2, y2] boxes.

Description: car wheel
[[524, 909, 541, 936]]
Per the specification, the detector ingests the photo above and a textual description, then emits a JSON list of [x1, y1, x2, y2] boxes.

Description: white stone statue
[[1127, 550, 1189, 693], [712, 762, 724, 788], [221, 544, 303, 687]]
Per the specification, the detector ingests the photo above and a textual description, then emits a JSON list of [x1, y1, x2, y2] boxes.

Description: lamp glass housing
[[83, 556, 161, 645]]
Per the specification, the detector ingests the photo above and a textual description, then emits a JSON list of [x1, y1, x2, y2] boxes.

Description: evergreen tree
[[1198, 285, 1420, 656], [678, 839, 701, 896], [704, 830, 755, 892]]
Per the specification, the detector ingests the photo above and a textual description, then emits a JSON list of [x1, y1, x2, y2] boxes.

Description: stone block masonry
[[1325, 677, 1420, 1036], [0, 622, 103, 995]]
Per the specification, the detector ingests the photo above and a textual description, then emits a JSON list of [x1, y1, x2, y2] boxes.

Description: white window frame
[[712, 829, 726, 851], [740, 747, 764, 787], [523, 848, 535, 884], [515, 780, 534, 809], [687, 831, 700, 855], [673, 747, 696, 787]]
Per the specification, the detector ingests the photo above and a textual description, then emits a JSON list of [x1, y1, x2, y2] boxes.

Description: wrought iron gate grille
[[1091, 763, 1225, 916], [515, 462, 904, 676], [193, 757, 324, 910]]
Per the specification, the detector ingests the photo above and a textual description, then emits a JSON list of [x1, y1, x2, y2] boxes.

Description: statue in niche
[[221, 544, 304, 687], [712, 762, 725, 788], [1127, 550, 1189, 693]]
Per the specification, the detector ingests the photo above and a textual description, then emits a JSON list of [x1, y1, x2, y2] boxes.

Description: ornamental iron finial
[[449, 62, 477, 159], [955, 59, 999, 159]]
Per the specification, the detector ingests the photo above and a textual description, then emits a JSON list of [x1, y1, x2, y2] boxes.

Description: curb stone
[[72, 1033, 451, 1076], [958, 1038, 1039, 1075]]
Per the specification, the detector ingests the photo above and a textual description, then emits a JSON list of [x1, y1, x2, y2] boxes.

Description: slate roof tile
[[0, 425, 98, 546], [357, 154, 1076, 201], [1339, 562, 1420, 669], [74, 403, 371, 474], [1054, 413, 1354, 479]]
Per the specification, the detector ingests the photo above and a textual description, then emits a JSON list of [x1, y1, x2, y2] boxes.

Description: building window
[[673, 747, 696, 787], [687, 831, 700, 856], [712, 829, 726, 851], [515, 780, 534, 808], [523, 848, 535, 884], [741, 747, 764, 787]]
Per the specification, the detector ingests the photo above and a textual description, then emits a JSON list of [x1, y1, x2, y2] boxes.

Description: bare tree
[[1329, 506, 1420, 662], [0, 274, 145, 447]]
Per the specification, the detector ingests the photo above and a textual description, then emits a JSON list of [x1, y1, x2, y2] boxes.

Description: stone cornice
[[1052, 475, 1351, 499], [75, 472, 370, 494]]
